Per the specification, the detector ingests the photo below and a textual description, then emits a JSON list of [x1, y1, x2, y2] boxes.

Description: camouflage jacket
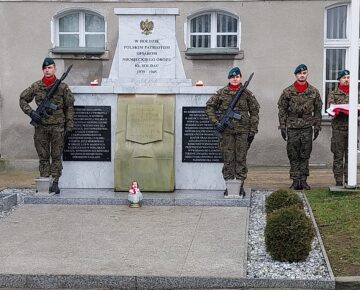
[[327, 87, 360, 130], [19, 80, 75, 128], [277, 83, 322, 130], [205, 85, 260, 133]]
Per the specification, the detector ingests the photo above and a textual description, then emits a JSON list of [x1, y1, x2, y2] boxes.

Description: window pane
[[191, 35, 210, 48], [85, 13, 105, 32], [191, 14, 210, 33], [326, 49, 346, 80], [59, 34, 79, 47], [217, 14, 237, 33], [325, 82, 337, 108], [327, 6, 347, 39], [59, 13, 79, 32], [217, 35, 237, 47], [85, 35, 105, 48]]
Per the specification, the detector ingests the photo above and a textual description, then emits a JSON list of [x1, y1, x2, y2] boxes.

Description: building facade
[[0, 0, 355, 171]]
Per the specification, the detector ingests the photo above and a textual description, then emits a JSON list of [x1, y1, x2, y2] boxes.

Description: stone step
[[0, 273, 335, 289], [23, 188, 251, 207]]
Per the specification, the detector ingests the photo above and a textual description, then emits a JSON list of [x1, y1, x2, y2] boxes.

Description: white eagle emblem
[[140, 19, 154, 35]]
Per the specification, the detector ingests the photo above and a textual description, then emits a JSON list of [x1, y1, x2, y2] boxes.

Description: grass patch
[[306, 188, 360, 276]]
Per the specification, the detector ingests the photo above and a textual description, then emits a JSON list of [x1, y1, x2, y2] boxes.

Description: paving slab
[[0, 204, 248, 289]]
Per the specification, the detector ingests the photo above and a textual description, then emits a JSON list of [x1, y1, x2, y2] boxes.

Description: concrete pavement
[[0, 205, 248, 278], [0, 204, 251, 289]]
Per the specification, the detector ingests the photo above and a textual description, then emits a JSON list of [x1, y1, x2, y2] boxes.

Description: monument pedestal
[[62, 86, 226, 191], [35, 177, 51, 195], [225, 179, 242, 198]]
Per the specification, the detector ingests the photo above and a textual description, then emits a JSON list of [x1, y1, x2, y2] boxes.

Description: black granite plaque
[[63, 106, 111, 161], [182, 106, 222, 163]]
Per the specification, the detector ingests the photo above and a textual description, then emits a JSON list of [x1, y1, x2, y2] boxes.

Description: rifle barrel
[[60, 64, 73, 81]]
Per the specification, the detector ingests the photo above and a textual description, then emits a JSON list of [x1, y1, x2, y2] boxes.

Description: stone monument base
[[225, 179, 243, 198], [35, 177, 51, 195]]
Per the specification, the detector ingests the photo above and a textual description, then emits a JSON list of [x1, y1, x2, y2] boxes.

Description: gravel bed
[[247, 190, 332, 280]]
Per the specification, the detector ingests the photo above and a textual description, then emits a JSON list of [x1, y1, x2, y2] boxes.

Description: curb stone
[[335, 276, 360, 290], [303, 194, 335, 281]]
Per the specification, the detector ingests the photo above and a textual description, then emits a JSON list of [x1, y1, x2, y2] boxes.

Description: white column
[[347, 0, 359, 187]]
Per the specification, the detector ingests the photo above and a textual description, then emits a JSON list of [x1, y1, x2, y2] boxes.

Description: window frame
[[323, 3, 360, 114], [185, 10, 241, 57], [51, 8, 107, 55]]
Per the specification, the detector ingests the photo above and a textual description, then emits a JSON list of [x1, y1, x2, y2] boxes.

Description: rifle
[[30, 64, 73, 127], [215, 72, 254, 133]]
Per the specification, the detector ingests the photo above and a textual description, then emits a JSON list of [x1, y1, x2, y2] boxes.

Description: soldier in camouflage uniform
[[19, 57, 75, 194], [278, 64, 322, 190], [327, 70, 358, 186], [206, 67, 260, 196]]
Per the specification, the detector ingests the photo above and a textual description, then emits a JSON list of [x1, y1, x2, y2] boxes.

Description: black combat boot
[[239, 180, 245, 197], [301, 179, 311, 190], [224, 188, 228, 197], [290, 179, 299, 190], [335, 180, 343, 186], [50, 181, 60, 195], [239, 186, 246, 197]]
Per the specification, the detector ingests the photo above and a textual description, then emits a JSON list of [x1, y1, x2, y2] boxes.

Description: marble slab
[[60, 94, 117, 189], [175, 94, 226, 190]]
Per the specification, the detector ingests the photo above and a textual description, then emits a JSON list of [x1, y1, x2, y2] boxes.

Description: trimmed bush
[[265, 188, 303, 214], [265, 205, 314, 262]]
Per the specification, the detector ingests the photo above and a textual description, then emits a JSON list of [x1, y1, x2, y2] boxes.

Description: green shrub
[[265, 205, 315, 262], [265, 188, 303, 214]]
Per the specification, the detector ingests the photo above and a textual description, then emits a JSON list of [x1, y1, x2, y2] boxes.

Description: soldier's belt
[[37, 122, 65, 127], [287, 126, 312, 130], [288, 113, 312, 118]]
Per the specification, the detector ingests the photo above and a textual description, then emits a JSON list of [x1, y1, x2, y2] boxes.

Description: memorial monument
[[106, 8, 190, 191], [61, 8, 227, 192]]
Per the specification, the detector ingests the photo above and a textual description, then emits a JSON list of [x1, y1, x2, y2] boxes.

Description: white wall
[[0, 0, 338, 168]]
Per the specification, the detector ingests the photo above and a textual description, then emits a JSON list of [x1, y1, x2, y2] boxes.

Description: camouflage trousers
[[331, 129, 348, 183], [219, 132, 249, 180], [286, 127, 313, 180], [34, 124, 65, 182]]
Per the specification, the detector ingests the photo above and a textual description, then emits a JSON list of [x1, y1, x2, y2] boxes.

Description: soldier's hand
[[338, 111, 347, 117], [313, 129, 320, 141], [215, 122, 226, 133], [247, 132, 255, 145], [64, 127, 73, 140], [280, 128, 287, 141], [30, 111, 41, 123]]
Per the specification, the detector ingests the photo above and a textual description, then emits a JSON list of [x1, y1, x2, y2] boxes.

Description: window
[[52, 9, 106, 54], [324, 4, 359, 109], [186, 11, 240, 54]]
